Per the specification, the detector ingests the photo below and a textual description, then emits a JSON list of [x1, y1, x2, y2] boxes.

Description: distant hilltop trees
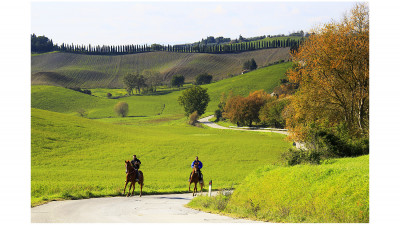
[[31, 33, 306, 55]]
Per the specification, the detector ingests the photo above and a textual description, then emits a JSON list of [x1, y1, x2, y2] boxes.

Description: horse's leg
[[127, 182, 132, 197], [200, 182, 204, 195], [140, 173, 143, 197], [193, 182, 197, 196], [123, 179, 128, 195], [189, 181, 192, 192], [140, 182, 143, 197], [131, 182, 136, 196]]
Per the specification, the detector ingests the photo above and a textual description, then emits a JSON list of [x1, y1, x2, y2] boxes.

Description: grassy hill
[[188, 155, 369, 223], [31, 108, 291, 206], [31, 62, 292, 119], [31, 48, 290, 88]]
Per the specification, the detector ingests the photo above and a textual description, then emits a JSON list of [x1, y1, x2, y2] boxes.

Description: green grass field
[[31, 48, 290, 88], [187, 155, 369, 223], [31, 108, 291, 206]]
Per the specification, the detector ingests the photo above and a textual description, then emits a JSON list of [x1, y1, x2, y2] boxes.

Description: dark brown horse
[[189, 162, 203, 196], [124, 160, 144, 197]]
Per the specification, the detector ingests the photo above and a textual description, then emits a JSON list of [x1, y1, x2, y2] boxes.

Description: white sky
[[31, 0, 356, 46]]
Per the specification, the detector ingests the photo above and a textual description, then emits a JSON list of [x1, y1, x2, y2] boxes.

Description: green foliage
[[214, 109, 222, 122], [243, 58, 257, 71], [171, 75, 185, 88], [259, 98, 290, 128], [281, 148, 322, 166], [189, 155, 369, 223], [123, 73, 146, 95], [305, 124, 369, 158], [178, 85, 210, 116], [31, 33, 55, 53], [114, 102, 129, 117], [195, 73, 213, 85]]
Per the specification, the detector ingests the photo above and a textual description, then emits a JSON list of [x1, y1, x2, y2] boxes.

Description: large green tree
[[178, 85, 210, 116], [123, 73, 146, 95], [171, 75, 185, 88]]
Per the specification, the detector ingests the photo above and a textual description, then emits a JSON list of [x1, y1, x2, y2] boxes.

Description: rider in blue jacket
[[189, 156, 203, 182]]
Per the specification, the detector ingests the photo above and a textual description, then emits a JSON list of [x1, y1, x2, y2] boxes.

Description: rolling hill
[[31, 48, 290, 88], [31, 62, 292, 118]]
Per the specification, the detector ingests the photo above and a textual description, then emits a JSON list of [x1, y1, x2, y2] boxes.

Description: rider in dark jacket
[[131, 155, 141, 181], [189, 156, 203, 182]]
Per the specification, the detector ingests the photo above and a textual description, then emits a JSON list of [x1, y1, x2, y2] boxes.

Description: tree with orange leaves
[[285, 3, 369, 155], [224, 90, 270, 127]]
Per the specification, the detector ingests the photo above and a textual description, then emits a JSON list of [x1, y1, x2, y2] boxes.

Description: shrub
[[107, 93, 112, 98], [171, 75, 185, 88], [281, 148, 322, 166], [114, 102, 129, 117], [214, 109, 222, 122], [76, 108, 88, 118], [195, 73, 213, 85], [188, 111, 199, 126]]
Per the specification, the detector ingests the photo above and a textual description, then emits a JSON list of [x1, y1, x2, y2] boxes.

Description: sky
[[31, 0, 356, 46]]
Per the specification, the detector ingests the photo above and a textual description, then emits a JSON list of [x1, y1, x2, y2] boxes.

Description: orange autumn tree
[[224, 90, 270, 126], [285, 3, 369, 154]]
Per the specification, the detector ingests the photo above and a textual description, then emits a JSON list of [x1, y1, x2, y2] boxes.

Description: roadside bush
[[188, 111, 199, 126], [114, 102, 129, 117], [281, 148, 322, 166], [214, 109, 223, 122]]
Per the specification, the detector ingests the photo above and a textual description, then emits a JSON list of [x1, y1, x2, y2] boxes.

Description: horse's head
[[193, 162, 199, 171]]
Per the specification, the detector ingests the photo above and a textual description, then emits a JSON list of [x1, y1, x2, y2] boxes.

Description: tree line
[[31, 33, 304, 55]]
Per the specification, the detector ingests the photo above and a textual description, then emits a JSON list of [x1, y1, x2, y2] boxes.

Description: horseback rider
[[189, 156, 203, 182], [131, 155, 141, 182]]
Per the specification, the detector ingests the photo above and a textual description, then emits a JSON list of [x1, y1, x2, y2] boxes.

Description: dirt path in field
[[198, 115, 289, 135], [31, 193, 263, 223]]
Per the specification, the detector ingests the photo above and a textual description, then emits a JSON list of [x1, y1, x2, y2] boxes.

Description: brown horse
[[188, 162, 203, 196], [124, 160, 144, 197]]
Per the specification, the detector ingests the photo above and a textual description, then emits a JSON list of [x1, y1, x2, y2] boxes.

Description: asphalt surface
[[31, 193, 263, 223]]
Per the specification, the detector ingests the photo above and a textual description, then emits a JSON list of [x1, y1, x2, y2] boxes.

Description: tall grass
[[188, 155, 369, 223]]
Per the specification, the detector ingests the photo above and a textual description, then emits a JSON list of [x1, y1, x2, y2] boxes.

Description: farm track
[[31, 193, 263, 223], [199, 115, 289, 135]]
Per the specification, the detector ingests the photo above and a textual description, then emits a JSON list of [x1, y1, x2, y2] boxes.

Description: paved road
[[31, 193, 263, 223], [198, 115, 289, 135]]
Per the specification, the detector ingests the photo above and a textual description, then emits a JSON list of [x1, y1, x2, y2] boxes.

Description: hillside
[[31, 48, 290, 88], [188, 155, 369, 223], [31, 62, 291, 118]]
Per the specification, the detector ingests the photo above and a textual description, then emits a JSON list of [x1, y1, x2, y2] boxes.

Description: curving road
[[31, 193, 263, 223], [198, 115, 289, 135]]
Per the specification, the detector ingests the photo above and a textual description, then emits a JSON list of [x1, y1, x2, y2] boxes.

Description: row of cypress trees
[[32, 33, 304, 55]]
